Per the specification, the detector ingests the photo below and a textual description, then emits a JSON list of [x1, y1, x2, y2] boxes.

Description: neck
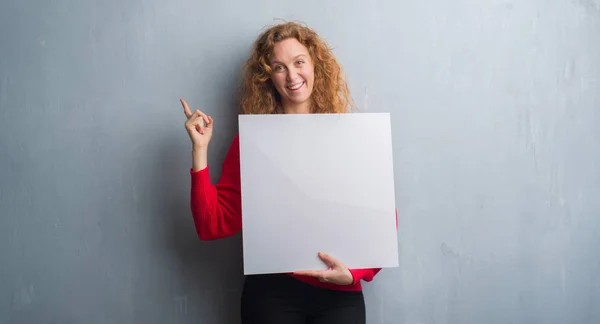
[[283, 101, 311, 114]]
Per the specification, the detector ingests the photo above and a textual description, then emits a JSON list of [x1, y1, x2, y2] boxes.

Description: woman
[[180, 21, 390, 324]]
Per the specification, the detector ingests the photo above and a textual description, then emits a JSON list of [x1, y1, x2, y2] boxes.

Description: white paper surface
[[238, 113, 398, 275]]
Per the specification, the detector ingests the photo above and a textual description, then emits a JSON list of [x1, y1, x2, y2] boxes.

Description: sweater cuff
[[190, 166, 210, 190], [349, 269, 365, 285]]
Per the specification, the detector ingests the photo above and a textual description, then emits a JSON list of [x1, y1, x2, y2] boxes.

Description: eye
[[274, 65, 285, 72], [296, 60, 304, 65]]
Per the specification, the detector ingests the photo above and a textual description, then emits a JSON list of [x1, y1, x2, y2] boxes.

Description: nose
[[286, 67, 298, 81]]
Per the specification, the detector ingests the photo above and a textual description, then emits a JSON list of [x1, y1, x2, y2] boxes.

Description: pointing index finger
[[180, 98, 192, 118]]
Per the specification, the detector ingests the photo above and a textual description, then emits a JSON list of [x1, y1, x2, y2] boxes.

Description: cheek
[[271, 75, 286, 90], [302, 67, 315, 85], [307, 72, 315, 89], [309, 66, 315, 81]]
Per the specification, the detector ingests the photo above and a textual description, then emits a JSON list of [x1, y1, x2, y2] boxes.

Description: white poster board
[[238, 113, 398, 275]]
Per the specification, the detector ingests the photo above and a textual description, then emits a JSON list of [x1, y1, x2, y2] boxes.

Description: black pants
[[240, 273, 366, 324]]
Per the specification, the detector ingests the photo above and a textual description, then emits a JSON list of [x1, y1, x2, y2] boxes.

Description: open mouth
[[287, 82, 304, 92]]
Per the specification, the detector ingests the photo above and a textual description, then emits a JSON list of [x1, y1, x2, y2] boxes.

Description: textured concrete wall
[[1, 0, 599, 323]]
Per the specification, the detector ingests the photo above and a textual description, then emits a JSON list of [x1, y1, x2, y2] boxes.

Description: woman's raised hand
[[181, 98, 213, 150]]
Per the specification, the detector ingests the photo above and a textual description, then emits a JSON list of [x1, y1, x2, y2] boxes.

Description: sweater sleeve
[[348, 208, 399, 284], [190, 135, 242, 241]]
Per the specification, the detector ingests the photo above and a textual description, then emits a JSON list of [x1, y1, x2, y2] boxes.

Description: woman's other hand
[[293, 252, 353, 285]]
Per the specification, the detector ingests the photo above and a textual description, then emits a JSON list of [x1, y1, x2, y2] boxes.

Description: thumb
[[318, 252, 339, 268]]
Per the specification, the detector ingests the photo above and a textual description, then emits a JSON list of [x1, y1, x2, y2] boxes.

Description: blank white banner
[[238, 113, 398, 275]]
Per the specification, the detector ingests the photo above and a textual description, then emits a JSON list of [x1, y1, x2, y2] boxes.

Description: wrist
[[347, 269, 359, 285], [192, 146, 208, 154], [340, 269, 354, 285], [192, 146, 208, 172]]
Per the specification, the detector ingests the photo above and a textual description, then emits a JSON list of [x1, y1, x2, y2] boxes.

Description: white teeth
[[288, 82, 303, 90]]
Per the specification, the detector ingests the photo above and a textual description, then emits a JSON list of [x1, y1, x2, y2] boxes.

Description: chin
[[290, 94, 308, 101], [287, 91, 311, 102]]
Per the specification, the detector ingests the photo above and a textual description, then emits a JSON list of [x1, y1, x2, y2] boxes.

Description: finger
[[316, 271, 334, 283], [187, 116, 205, 134], [191, 109, 211, 128], [206, 116, 214, 128], [193, 111, 206, 134], [292, 270, 322, 278], [186, 113, 203, 126], [197, 110, 210, 125], [180, 98, 192, 118], [194, 119, 205, 135]]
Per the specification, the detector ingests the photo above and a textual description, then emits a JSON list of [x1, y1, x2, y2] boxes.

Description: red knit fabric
[[190, 135, 397, 291]]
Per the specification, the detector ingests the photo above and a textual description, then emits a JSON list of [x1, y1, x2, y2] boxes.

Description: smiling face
[[269, 38, 315, 114]]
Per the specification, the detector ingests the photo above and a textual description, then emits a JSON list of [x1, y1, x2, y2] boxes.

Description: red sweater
[[190, 134, 396, 291]]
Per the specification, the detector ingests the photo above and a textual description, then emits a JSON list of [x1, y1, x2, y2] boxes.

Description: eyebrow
[[271, 54, 308, 65]]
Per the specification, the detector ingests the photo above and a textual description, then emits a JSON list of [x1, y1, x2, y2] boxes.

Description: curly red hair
[[238, 21, 355, 114]]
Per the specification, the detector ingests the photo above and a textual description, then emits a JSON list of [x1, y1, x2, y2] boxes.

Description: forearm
[[190, 165, 243, 240], [189, 136, 243, 241], [192, 147, 208, 171]]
